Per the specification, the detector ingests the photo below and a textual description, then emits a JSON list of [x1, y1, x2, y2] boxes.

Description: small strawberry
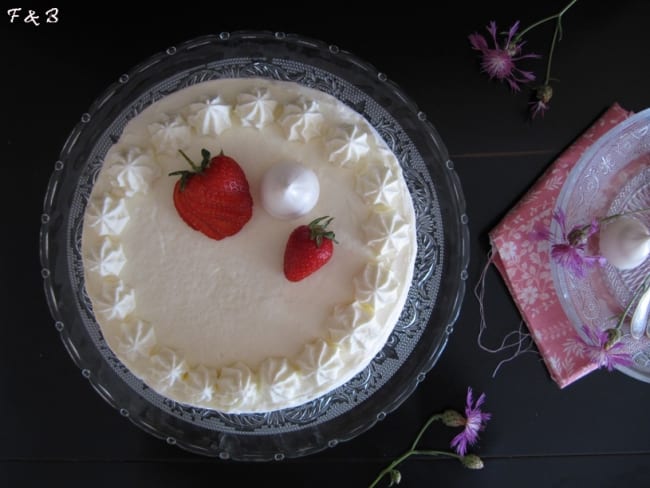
[[284, 216, 338, 282], [169, 149, 252, 240]]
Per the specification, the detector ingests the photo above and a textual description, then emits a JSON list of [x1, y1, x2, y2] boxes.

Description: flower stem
[[516, 0, 579, 40], [367, 413, 447, 487], [573, 207, 650, 240], [410, 413, 442, 450], [599, 207, 650, 225], [514, 0, 579, 86], [368, 448, 462, 488], [543, 16, 562, 84]]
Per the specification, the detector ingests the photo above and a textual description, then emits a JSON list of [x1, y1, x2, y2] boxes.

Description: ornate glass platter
[[551, 108, 650, 383], [39, 31, 469, 460]]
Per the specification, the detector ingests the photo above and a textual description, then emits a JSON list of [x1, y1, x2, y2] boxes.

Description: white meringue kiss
[[260, 162, 320, 220]]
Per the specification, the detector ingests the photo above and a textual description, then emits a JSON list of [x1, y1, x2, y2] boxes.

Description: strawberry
[[284, 216, 338, 282], [169, 149, 252, 240]]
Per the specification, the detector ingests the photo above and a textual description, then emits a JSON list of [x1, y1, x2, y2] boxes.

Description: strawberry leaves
[[169, 148, 214, 191]]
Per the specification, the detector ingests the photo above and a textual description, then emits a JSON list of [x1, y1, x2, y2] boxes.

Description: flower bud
[[604, 328, 622, 350], [536, 84, 553, 104], [567, 225, 589, 246], [389, 469, 402, 486], [441, 409, 466, 427], [461, 454, 485, 470]]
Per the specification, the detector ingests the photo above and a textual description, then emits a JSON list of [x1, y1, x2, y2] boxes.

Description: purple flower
[[450, 387, 491, 456], [529, 99, 550, 119], [469, 21, 539, 91], [579, 325, 633, 372], [532, 210, 605, 278]]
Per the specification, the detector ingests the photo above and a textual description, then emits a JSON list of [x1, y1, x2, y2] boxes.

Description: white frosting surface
[[82, 78, 417, 413]]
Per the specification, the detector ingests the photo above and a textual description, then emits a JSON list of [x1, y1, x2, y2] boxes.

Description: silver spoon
[[630, 280, 650, 340]]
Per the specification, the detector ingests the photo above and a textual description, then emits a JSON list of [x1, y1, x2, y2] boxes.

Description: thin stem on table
[[367, 413, 458, 487], [368, 448, 462, 488], [515, 0, 579, 40], [543, 15, 562, 84], [410, 413, 442, 450]]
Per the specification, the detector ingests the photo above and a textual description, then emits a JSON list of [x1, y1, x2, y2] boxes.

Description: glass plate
[[551, 108, 650, 383], [39, 31, 469, 460]]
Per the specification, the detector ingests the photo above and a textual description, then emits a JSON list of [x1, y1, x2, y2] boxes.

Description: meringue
[[260, 162, 320, 220], [599, 217, 650, 270]]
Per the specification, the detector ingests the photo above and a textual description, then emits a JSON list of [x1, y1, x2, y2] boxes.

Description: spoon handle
[[630, 281, 650, 340]]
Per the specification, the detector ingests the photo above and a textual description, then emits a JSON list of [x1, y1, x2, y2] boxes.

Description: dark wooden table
[[4, 1, 649, 486]]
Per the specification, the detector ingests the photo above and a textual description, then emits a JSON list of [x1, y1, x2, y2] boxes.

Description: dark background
[[4, 1, 649, 486]]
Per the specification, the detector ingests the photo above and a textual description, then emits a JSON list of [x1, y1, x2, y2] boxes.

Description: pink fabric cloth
[[489, 104, 633, 388]]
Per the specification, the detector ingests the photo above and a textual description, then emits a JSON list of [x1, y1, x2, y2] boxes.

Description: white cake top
[[82, 78, 417, 413]]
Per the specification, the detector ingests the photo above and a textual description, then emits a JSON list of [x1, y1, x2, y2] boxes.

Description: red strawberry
[[284, 216, 338, 282], [169, 149, 252, 240]]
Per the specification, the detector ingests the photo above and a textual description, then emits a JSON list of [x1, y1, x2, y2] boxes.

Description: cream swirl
[[363, 210, 410, 257], [86, 237, 126, 277], [326, 125, 370, 167], [94, 278, 135, 322], [279, 98, 324, 142], [148, 115, 191, 154], [188, 96, 232, 135], [104, 147, 159, 197], [296, 339, 344, 386], [235, 88, 278, 129], [354, 262, 399, 312], [116, 318, 156, 361], [150, 348, 188, 392], [328, 301, 375, 354], [86, 195, 130, 236], [215, 363, 256, 409], [186, 365, 218, 404], [356, 163, 401, 207], [259, 358, 300, 404]]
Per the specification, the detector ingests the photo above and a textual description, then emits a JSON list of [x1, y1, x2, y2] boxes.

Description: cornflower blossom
[[531, 209, 605, 278], [579, 325, 633, 371], [449, 387, 492, 457], [469, 21, 539, 91]]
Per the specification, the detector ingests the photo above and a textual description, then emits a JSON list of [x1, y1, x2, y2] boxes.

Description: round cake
[[81, 77, 417, 413]]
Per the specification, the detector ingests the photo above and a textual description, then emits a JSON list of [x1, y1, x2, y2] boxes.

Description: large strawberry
[[169, 149, 252, 240], [284, 216, 338, 282]]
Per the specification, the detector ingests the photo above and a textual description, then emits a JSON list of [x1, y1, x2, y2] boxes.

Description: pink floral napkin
[[489, 103, 633, 388]]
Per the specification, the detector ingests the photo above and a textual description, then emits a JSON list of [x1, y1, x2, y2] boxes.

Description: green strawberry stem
[[178, 149, 201, 172], [168, 148, 214, 191], [309, 216, 338, 247]]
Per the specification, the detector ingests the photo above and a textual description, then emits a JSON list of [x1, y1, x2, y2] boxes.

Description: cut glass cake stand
[[39, 31, 470, 460]]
